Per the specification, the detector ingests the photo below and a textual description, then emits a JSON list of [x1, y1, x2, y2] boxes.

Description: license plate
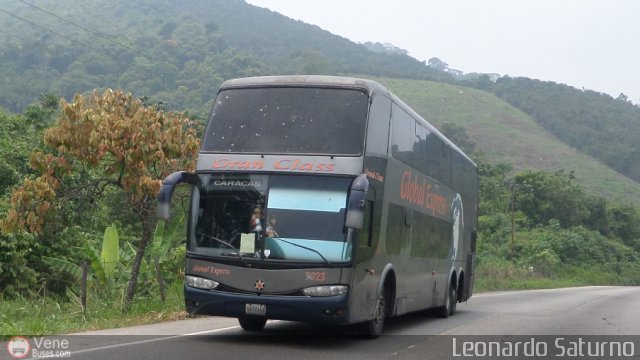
[[245, 303, 266, 316]]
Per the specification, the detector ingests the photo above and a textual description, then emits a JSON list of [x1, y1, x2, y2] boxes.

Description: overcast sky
[[246, 0, 640, 103]]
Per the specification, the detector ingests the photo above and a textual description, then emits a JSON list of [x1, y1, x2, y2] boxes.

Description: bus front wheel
[[238, 316, 267, 331], [361, 291, 386, 338]]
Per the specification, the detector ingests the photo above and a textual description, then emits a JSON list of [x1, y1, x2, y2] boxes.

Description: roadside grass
[[473, 259, 574, 292], [475, 274, 585, 292], [474, 261, 640, 292], [0, 282, 186, 337]]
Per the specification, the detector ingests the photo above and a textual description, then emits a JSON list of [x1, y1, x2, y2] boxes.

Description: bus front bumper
[[185, 286, 351, 325]]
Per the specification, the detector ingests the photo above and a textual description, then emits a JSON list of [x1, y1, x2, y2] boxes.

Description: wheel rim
[[445, 286, 451, 313], [450, 286, 457, 315], [373, 294, 385, 330]]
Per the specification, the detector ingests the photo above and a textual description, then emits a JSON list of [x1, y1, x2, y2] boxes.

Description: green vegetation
[[1, 0, 640, 335], [470, 161, 640, 292], [0, 282, 185, 336], [0, 91, 195, 335]]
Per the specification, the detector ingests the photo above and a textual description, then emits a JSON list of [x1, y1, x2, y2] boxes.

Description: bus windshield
[[189, 174, 353, 264], [201, 87, 369, 155]]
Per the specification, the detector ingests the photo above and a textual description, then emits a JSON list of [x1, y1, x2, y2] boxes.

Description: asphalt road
[[4, 286, 640, 360]]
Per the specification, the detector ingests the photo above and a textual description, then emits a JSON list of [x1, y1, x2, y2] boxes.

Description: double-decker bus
[[157, 75, 478, 337]]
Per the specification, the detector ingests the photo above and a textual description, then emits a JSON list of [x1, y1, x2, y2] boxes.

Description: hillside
[[373, 77, 640, 206], [0, 0, 447, 113], [1, 0, 639, 205], [464, 77, 640, 183]]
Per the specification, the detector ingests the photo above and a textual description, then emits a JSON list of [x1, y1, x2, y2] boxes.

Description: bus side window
[[356, 200, 375, 263], [366, 95, 391, 156], [404, 208, 413, 227]]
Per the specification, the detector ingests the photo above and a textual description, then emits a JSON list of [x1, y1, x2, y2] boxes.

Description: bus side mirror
[[157, 171, 196, 220], [345, 174, 369, 230]]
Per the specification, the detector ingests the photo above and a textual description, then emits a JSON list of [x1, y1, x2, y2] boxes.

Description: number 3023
[[304, 271, 326, 282]]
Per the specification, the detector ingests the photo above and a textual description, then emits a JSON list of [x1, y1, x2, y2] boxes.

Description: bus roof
[[219, 75, 389, 94], [218, 75, 476, 168]]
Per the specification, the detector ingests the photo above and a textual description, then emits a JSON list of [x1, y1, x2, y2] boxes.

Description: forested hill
[[0, 0, 447, 114], [2, 0, 640, 184], [457, 76, 640, 183]]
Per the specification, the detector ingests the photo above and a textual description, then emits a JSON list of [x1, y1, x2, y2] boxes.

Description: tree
[[608, 203, 640, 247], [512, 170, 589, 228], [1, 89, 200, 308], [440, 123, 475, 154], [428, 57, 448, 72], [616, 93, 629, 103], [293, 49, 332, 75], [477, 160, 512, 216]]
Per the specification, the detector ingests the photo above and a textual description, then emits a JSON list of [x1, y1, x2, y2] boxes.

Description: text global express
[[400, 170, 447, 217]]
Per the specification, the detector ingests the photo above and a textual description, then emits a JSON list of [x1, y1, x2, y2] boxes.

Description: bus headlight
[[186, 275, 219, 290], [303, 285, 348, 297]]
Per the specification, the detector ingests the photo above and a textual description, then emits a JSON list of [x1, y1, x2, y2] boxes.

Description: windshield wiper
[[268, 237, 331, 265], [197, 232, 244, 260]]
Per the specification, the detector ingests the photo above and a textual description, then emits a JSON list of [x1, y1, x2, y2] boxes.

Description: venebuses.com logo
[[6, 337, 30, 359], [5, 336, 71, 359]]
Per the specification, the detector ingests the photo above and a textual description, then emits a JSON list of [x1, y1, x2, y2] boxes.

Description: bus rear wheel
[[436, 281, 457, 318], [238, 316, 267, 331]]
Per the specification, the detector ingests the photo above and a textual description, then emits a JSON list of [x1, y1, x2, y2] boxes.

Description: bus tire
[[238, 316, 267, 331], [436, 281, 457, 318], [360, 291, 386, 338], [362, 290, 387, 339]]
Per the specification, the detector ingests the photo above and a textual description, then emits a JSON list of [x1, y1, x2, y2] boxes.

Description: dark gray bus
[[157, 75, 478, 337]]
